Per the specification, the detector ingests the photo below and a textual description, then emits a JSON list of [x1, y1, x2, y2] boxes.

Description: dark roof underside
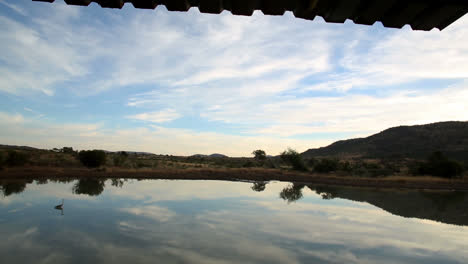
[[33, 0, 468, 31]]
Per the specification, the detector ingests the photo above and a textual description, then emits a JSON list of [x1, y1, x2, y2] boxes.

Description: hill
[[0, 144, 39, 151], [302, 121, 468, 161], [191, 153, 228, 158]]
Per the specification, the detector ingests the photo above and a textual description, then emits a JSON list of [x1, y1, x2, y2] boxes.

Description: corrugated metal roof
[[32, 0, 468, 31]]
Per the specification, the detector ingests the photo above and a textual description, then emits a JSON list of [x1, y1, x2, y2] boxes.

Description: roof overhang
[[32, 0, 468, 31]]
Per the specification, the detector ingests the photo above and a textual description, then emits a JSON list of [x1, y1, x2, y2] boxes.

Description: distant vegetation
[[0, 143, 466, 180], [412, 151, 464, 178], [0, 121, 467, 180], [78, 150, 107, 168], [112, 151, 128, 167], [3, 150, 30, 167]]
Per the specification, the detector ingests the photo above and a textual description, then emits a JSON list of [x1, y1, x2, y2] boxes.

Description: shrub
[[0, 152, 5, 168], [243, 161, 255, 168], [5, 150, 29, 167], [280, 148, 307, 171], [338, 161, 352, 173], [113, 151, 128, 167], [78, 150, 106, 168], [306, 157, 317, 168], [314, 158, 339, 173], [350, 161, 393, 177], [417, 151, 464, 178], [264, 159, 278, 169]]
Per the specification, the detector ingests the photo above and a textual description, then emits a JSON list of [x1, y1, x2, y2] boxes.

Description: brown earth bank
[[2, 166, 468, 191]]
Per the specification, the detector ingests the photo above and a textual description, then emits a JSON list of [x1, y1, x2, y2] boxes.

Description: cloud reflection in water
[[0, 179, 467, 263]]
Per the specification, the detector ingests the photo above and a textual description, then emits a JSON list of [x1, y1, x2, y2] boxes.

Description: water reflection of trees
[[307, 185, 468, 226], [72, 178, 106, 196], [111, 178, 127, 188], [1, 177, 128, 197], [251, 181, 267, 192], [279, 183, 305, 203], [313, 185, 336, 200], [0, 180, 32, 196]]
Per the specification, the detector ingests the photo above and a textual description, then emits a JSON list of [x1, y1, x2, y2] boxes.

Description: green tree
[[78, 150, 106, 168], [280, 148, 307, 171], [252, 149, 266, 161]]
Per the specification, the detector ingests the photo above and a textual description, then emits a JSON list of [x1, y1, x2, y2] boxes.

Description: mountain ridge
[[302, 121, 468, 161]]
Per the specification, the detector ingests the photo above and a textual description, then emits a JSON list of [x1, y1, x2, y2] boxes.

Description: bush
[[0, 152, 5, 168], [113, 151, 128, 167], [243, 161, 255, 168], [314, 158, 339, 173], [5, 150, 29, 167], [350, 161, 392, 177], [280, 148, 307, 171], [416, 151, 464, 178], [338, 161, 352, 173], [78, 150, 106, 168], [306, 157, 317, 168]]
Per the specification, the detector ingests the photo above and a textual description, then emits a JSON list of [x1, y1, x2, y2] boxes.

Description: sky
[[0, 0, 467, 156]]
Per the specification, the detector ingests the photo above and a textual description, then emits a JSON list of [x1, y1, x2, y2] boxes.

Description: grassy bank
[[1, 145, 467, 190], [2, 166, 468, 191]]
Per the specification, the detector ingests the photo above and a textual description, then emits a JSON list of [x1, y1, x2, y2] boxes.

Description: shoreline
[[3, 166, 468, 191], [1, 167, 468, 191]]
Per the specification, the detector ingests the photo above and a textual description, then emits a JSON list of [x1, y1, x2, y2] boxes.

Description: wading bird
[[54, 199, 64, 215]]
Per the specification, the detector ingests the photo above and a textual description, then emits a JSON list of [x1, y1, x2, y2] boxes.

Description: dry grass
[[2, 166, 468, 191]]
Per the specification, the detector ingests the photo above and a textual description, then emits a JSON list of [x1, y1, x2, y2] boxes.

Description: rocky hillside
[[302, 121, 468, 161]]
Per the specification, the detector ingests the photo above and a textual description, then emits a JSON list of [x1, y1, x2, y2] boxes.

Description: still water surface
[[1, 178, 468, 264]]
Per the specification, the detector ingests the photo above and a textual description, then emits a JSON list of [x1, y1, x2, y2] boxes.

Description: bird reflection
[[54, 199, 64, 215]]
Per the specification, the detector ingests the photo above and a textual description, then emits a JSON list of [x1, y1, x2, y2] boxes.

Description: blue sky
[[1, 0, 467, 156]]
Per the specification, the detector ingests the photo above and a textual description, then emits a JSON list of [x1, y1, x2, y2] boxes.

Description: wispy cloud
[[0, 3, 91, 96], [0, 111, 330, 155], [0, 0, 27, 16], [126, 109, 181, 123]]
